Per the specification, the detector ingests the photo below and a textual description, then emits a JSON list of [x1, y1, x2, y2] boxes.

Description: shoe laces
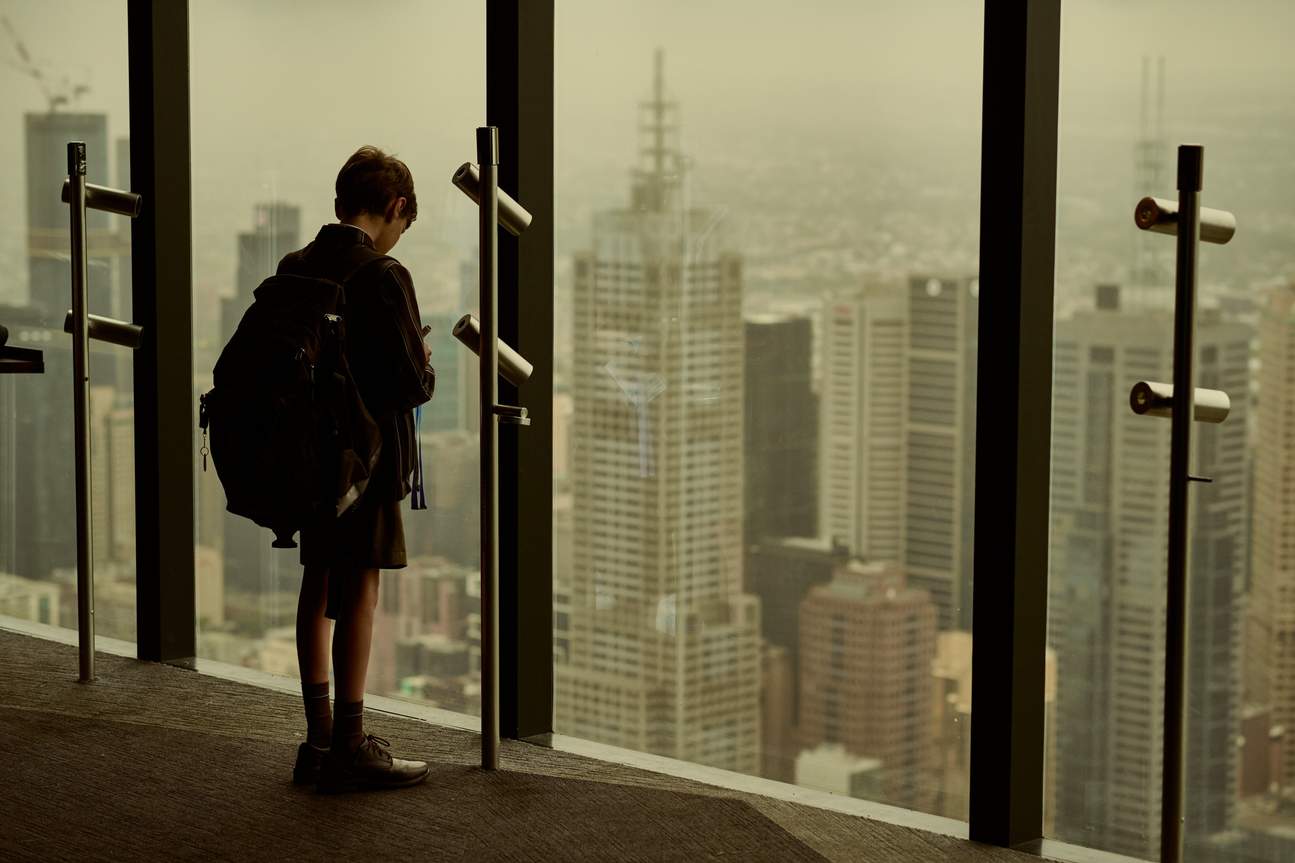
[[362, 734, 393, 763]]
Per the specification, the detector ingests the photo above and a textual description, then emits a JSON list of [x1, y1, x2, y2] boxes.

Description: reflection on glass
[[0, 1, 136, 642], [1049, 1, 1295, 859], [553, 2, 982, 817], [189, 1, 483, 717]]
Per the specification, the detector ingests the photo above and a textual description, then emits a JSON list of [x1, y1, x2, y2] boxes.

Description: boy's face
[[374, 196, 411, 254]]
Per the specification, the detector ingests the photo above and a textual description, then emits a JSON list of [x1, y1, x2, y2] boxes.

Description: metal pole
[[67, 142, 95, 683], [1161, 143, 1203, 863], [478, 126, 500, 770]]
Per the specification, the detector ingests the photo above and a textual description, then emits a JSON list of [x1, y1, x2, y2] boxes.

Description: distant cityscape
[[4, 49, 1295, 863]]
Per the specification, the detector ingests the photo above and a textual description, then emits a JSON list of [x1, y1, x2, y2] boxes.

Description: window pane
[[554, 1, 982, 817], [1049, 2, 1292, 859], [190, 1, 483, 718], [0, 1, 135, 642]]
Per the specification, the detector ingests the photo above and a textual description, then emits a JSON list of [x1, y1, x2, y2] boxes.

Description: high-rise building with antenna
[[555, 50, 761, 774], [1131, 56, 1170, 301]]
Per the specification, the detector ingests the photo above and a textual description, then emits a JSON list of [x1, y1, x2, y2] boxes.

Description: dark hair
[[334, 146, 418, 225]]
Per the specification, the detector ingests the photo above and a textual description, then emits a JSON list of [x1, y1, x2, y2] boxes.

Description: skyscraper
[[422, 311, 466, 433], [820, 281, 906, 562], [819, 275, 976, 631], [744, 535, 846, 780], [1249, 282, 1295, 793], [219, 202, 301, 343], [1049, 286, 1248, 859], [555, 52, 762, 774], [798, 559, 938, 813], [744, 314, 817, 545], [25, 113, 118, 324], [8, 112, 127, 587], [904, 275, 978, 631]]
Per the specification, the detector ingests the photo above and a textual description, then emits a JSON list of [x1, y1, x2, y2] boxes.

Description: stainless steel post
[[478, 126, 500, 771], [68, 142, 95, 683], [1161, 143, 1203, 863]]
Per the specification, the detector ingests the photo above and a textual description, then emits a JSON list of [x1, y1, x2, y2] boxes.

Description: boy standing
[[282, 146, 435, 792]]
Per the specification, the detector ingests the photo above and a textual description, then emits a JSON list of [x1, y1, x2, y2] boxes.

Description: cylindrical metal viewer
[[451, 163, 533, 236], [1129, 380, 1230, 423], [1134, 196, 1235, 245], [452, 314, 534, 387], [61, 179, 143, 218], [63, 311, 144, 350]]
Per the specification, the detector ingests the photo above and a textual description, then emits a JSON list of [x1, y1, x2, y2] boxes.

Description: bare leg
[[296, 565, 332, 685], [332, 567, 381, 703]]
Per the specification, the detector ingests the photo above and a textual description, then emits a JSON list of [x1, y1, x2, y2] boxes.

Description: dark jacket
[[277, 223, 434, 502]]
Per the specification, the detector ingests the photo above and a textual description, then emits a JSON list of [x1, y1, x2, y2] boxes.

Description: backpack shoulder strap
[[333, 244, 398, 288]]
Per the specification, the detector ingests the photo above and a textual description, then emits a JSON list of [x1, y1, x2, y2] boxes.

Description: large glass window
[[553, 1, 983, 817], [190, 1, 484, 717], [1048, 2, 1295, 859], [0, 1, 136, 642]]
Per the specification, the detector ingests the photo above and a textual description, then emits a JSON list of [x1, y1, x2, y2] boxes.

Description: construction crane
[[1, 13, 90, 112]]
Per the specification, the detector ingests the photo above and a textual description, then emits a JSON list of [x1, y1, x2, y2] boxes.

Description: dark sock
[[302, 680, 332, 749], [332, 699, 365, 754]]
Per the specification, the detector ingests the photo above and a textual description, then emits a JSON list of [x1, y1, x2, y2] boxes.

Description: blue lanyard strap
[[411, 405, 427, 511]]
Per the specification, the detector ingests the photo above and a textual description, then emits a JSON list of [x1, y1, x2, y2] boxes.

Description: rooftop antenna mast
[[633, 48, 681, 212]]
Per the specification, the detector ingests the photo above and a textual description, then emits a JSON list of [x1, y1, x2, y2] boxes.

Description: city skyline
[[5, 5, 1295, 860]]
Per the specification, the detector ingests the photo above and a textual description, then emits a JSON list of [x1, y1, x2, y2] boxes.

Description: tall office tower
[[1250, 282, 1295, 793], [219, 202, 301, 343], [26, 113, 121, 328], [744, 536, 846, 780], [105, 405, 135, 562], [88, 389, 134, 567], [555, 52, 762, 775], [219, 203, 302, 601], [89, 385, 114, 565], [13, 113, 126, 587], [404, 430, 478, 569], [798, 560, 938, 813], [745, 314, 817, 544], [1130, 57, 1170, 296], [423, 311, 465, 432], [904, 275, 978, 631], [819, 281, 906, 561], [1049, 286, 1249, 859]]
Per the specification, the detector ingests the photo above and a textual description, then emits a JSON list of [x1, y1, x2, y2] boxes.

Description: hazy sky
[[3, 0, 1295, 315]]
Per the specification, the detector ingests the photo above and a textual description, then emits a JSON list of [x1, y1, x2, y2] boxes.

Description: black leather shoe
[[316, 735, 429, 793], [293, 742, 329, 785]]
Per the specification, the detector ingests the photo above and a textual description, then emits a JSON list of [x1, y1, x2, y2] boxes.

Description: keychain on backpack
[[198, 391, 210, 472]]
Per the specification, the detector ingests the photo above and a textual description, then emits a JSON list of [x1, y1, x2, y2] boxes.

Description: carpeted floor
[[1, 708, 825, 862], [0, 628, 1042, 862]]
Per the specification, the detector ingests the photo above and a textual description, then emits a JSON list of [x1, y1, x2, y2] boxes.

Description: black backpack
[[199, 254, 393, 549]]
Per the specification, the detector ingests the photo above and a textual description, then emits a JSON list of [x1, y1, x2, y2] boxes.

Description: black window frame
[[129, 0, 1062, 851]]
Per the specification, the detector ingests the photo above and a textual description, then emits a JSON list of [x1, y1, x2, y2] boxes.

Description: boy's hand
[[420, 324, 432, 365]]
